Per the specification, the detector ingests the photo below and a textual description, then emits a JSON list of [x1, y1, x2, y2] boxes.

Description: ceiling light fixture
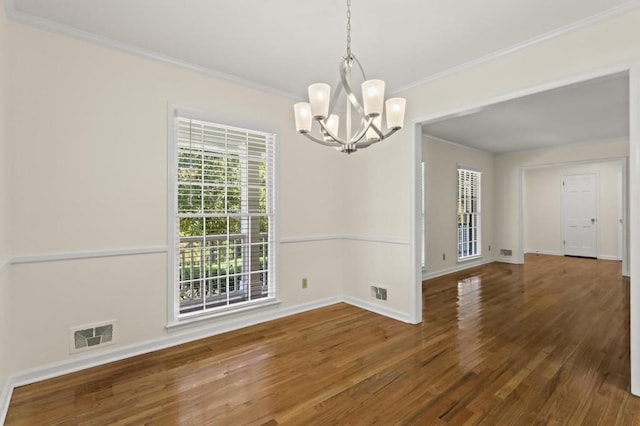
[[293, 0, 407, 154]]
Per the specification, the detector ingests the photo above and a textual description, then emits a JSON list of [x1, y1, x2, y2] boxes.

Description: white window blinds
[[457, 168, 481, 260], [173, 117, 276, 317]]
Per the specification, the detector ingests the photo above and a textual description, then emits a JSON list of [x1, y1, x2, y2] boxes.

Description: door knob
[[591, 218, 596, 224]]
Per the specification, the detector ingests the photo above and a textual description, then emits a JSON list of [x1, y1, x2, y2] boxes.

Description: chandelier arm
[[379, 127, 400, 140], [355, 141, 376, 149], [367, 118, 385, 140], [328, 79, 343, 117], [349, 116, 375, 143], [317, 119, 349, 145], [340, 58, 365, 116], [351, 55, 367, 81], [300, 131, 343, 147], [357, 128, 401, 150]]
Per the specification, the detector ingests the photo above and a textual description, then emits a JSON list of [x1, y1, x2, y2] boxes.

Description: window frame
[[457, 166, 482, 262], [166, 104, 279, 328]]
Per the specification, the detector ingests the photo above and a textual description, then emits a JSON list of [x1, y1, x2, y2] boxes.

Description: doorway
[[413, 66, 638, 393]]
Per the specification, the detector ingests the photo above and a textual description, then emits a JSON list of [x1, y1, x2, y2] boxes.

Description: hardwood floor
[[6, 254, 638, 424]]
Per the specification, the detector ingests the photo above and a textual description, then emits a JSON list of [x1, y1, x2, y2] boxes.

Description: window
[[170, 113, 276, 320], [457, 168, 481, 260]]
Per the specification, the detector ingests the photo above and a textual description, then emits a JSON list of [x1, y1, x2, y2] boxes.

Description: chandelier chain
[[346, 0, 351, 57]]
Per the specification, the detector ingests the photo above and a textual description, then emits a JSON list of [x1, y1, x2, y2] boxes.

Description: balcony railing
[[179, 233, 268, 314]]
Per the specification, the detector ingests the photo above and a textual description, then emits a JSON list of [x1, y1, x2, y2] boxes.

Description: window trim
[[456, 165, 482, 262], [166, 104, 280, 328]]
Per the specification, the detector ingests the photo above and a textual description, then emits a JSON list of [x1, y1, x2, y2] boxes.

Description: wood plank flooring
[[6, 254, 639, 424]]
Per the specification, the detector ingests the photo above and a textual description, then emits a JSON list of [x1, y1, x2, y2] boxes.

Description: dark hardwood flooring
[[6, 254, 638, 424]]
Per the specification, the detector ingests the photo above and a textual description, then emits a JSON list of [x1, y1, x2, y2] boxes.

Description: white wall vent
[[69, 320, 117, 354]]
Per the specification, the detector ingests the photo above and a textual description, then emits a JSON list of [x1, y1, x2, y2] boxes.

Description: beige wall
[[524, 159, 623, 259], [341, 137, 413, 316], [2, 13, 347, 376], [0, 5, 9, 398], [422, 136, 494, 274]]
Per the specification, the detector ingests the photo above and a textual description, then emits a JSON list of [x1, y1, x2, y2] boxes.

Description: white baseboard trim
[[495, 256, 523, 265], [342, 296, 413, 323], [0, 295, 343, 424], [598, 255, 621, 261], [0, 375, 12, 425], [524, 249, 563, 256], [422, 258, 495, 280]]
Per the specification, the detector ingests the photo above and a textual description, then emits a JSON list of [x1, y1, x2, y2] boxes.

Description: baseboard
[[342, 296, 413, 323], [524, 249, 563, 256], [598, 255, 621, 261], [0, 375, 13, 425], [525, 251, 621, 262], [494, 256, 523, 265], [422, 258, 495, 280]]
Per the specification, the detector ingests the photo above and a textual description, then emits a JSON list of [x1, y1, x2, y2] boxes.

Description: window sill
[[166, 297, 281, 332]]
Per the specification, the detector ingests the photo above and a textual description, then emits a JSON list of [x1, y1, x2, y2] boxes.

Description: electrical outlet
[[302, 277, 308, 289], [442, 253, 446, 261]]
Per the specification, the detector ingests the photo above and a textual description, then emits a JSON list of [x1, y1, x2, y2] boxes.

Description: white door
[[563, 173, 598, 258]]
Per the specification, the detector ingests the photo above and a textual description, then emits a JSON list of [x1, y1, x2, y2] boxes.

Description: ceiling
[[8, 1, 636, 154], [422, 72, 630, 154]]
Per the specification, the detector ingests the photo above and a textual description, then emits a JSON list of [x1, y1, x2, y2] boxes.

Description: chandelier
[[293, 0, 407, 154]]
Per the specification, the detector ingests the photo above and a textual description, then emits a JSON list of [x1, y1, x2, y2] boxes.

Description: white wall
[[1, 12, 347, 378], [0, 5, 10, 411], [524, 159, 623, 259], [341, 137, 413, 319], [422, 136, 494, 276], [494, 139, 628, 262]]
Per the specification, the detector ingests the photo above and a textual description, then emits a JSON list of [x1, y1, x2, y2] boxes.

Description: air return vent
[[69, 320, 116, 354], [370, 285, 388, 301]]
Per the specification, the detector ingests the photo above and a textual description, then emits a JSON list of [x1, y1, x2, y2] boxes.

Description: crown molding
[[393, 0, 640, 95], [3, 0, 302, 102]]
